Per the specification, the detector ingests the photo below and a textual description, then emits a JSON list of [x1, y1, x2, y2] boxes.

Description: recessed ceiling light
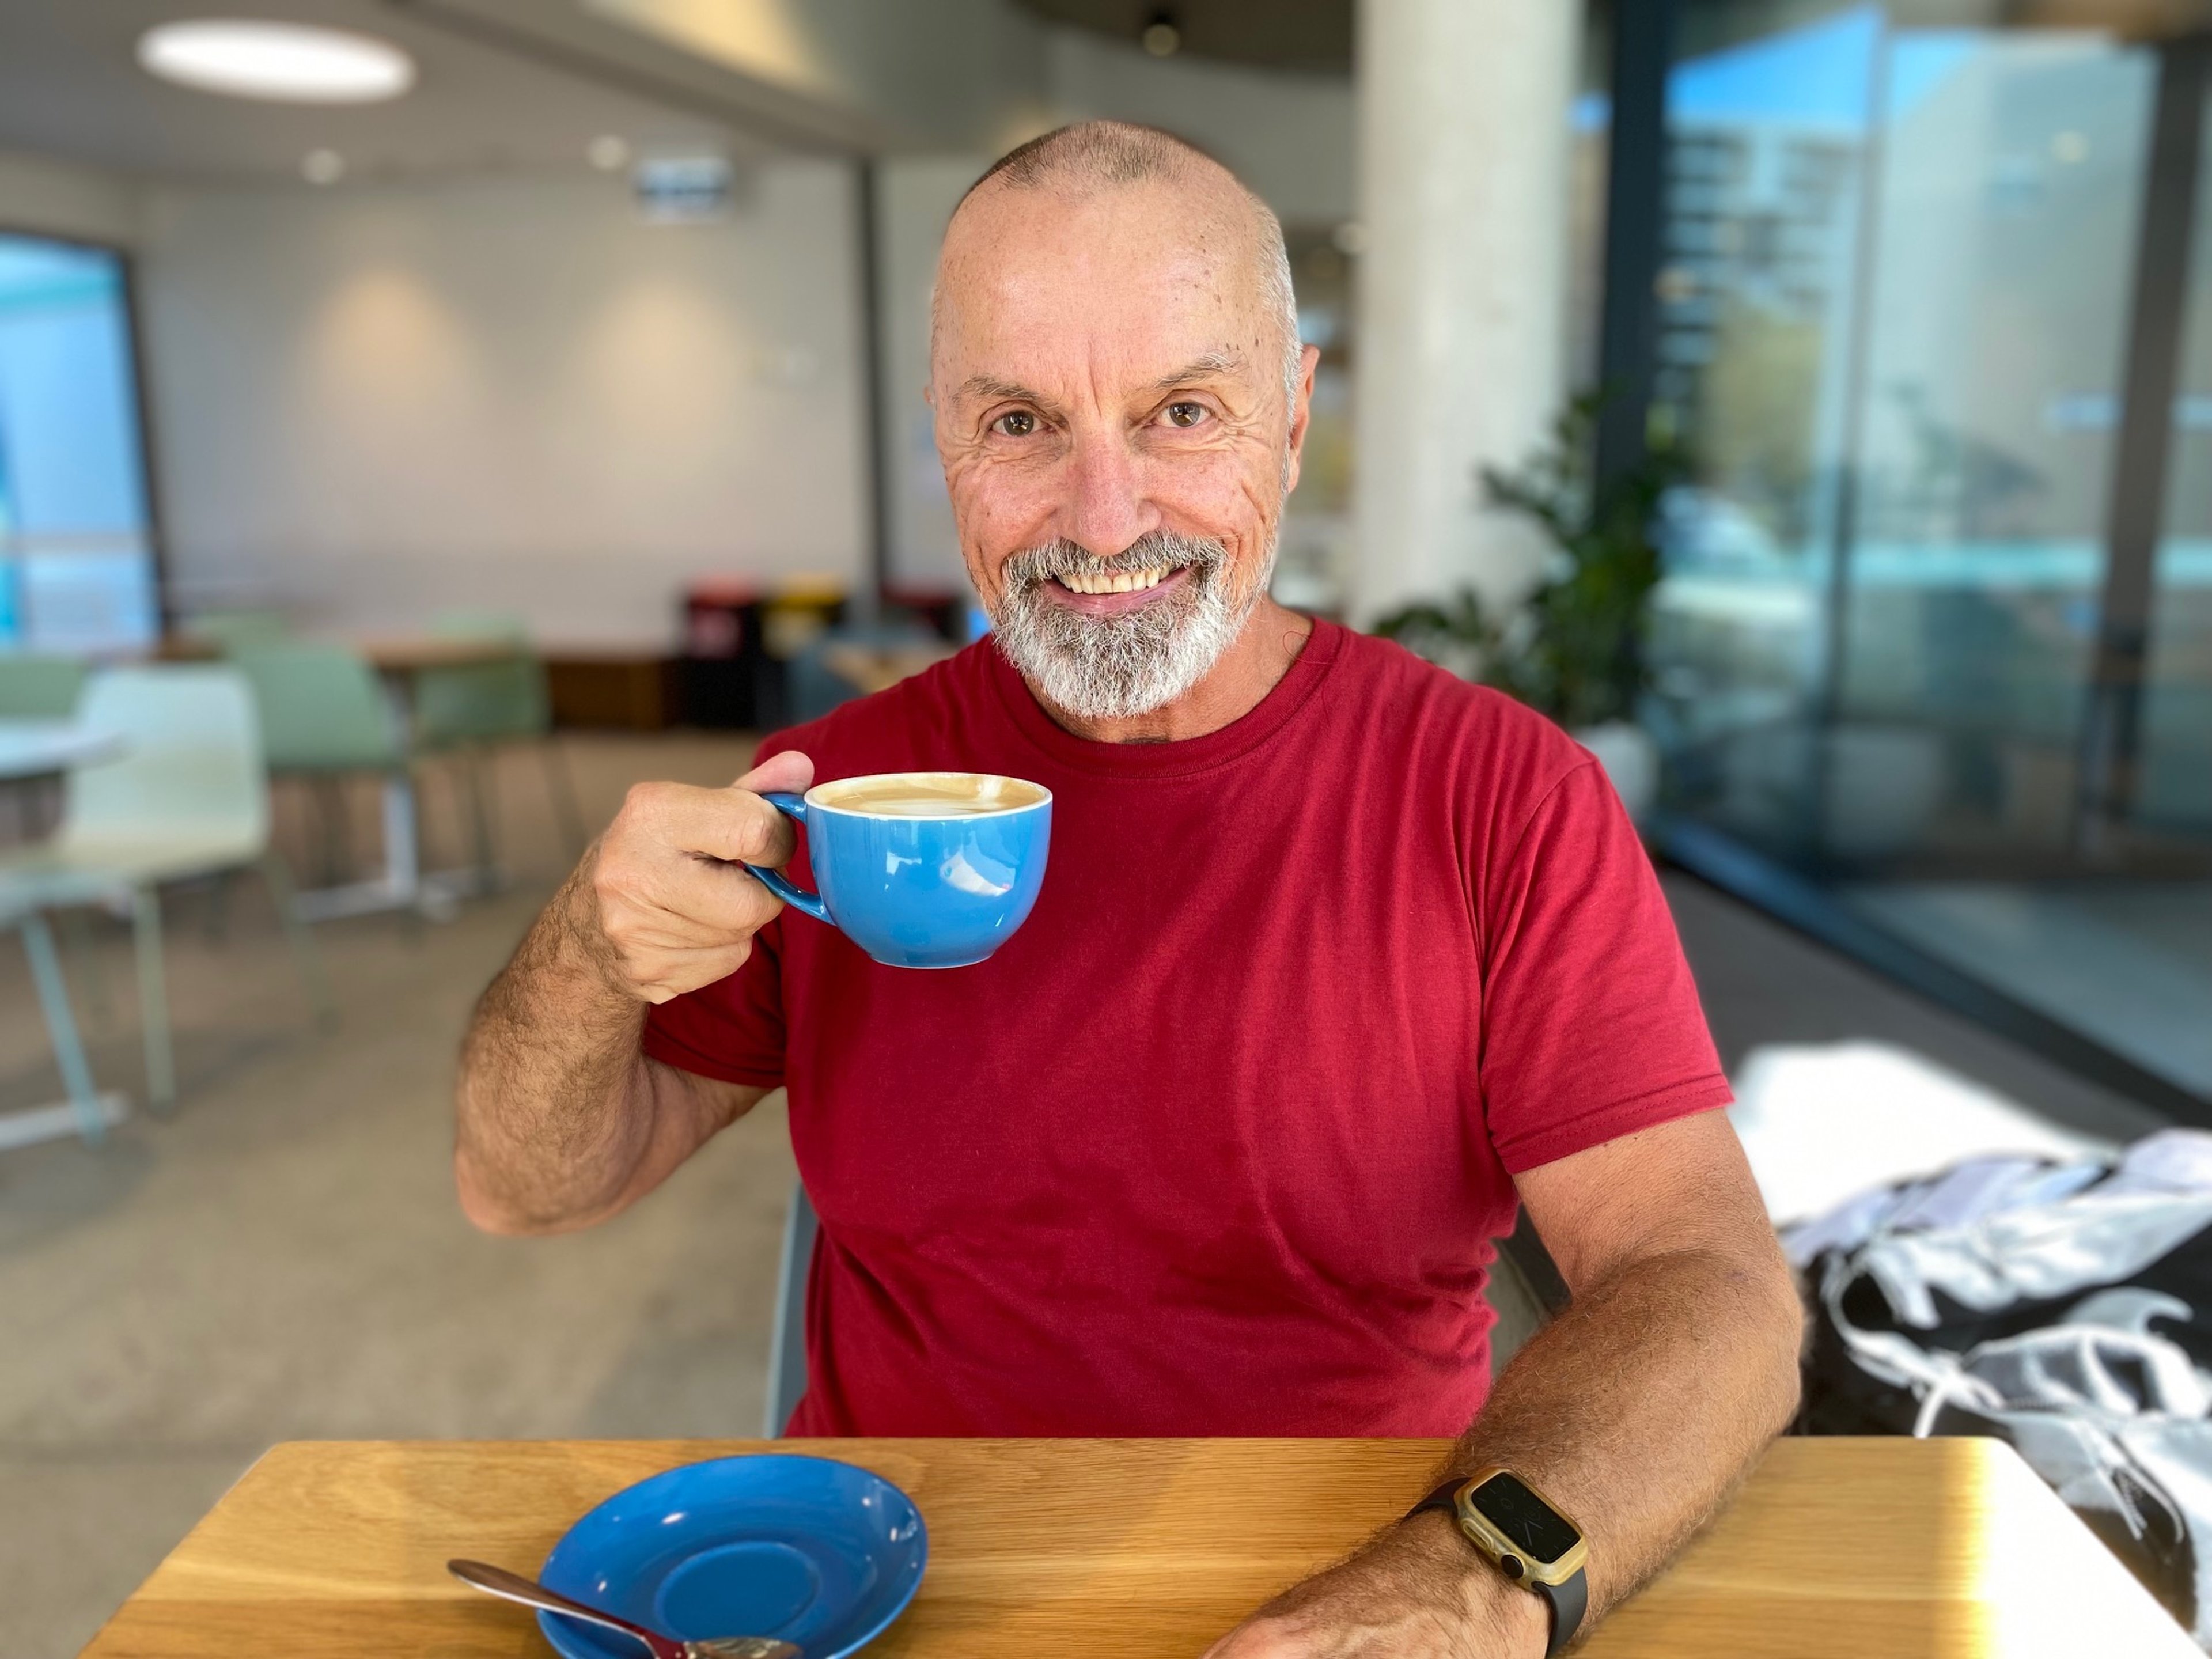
[[588, 135, 631, 172], [301, 149, 346, 185], [138, 20, 416, 104]]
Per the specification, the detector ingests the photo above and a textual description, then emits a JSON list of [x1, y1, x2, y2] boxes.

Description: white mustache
[[1002, 534, 1227, 594]]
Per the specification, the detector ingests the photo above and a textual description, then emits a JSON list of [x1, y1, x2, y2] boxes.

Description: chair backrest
[[68, 666, 268, 851], [228, 643, 404, 772], [186, 608, 291, 652], [0, 654, 88, 717], [765, 1182, 819, 1437], [414, 612, 551, 745]]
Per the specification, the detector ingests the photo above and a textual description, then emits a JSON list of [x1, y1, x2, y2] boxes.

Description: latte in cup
[[743, 770, 1052, 968], [810, 774, 1050, 818]]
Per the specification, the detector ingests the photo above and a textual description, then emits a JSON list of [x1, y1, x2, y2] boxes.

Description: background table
[[0, 719, 131, 1152], [0, 719, 122, 847], [77, 1435, 2195, 1657]]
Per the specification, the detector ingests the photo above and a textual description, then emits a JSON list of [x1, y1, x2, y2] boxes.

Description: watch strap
[[1403, 1479, 1587, 1657], [1533, 1565, 1587, 1657], [1404, 1477, 1465, 1519]]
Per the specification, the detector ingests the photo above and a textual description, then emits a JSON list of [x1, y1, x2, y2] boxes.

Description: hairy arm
[[453, 752, 813, 1234], [1212, 1109, 1802, 1656]]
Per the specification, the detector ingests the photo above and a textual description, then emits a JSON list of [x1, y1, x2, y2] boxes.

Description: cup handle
[[741, 791, 831, 925]]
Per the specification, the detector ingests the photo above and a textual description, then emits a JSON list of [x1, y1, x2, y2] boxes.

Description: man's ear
[[1283, 342, 1322, 494]]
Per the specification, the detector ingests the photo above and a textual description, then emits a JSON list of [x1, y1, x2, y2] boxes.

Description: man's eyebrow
[[1152, 350, 1243, 390], [956, 373, 1056, 408]]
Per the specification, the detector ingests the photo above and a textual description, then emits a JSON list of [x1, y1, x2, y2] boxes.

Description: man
[[457, 122, 1801, 1657]]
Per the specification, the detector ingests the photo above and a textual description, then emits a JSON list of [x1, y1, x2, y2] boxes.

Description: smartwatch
[[1404, 1468, 1588, 1656]]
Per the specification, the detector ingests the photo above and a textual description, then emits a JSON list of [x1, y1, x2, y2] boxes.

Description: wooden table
[[355, 636, 524, 676], [78, 1436, 2194, 1657], [820, 641, 957, 698]]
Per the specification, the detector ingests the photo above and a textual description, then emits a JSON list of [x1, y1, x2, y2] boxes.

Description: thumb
[[736, 749, 816, 797]]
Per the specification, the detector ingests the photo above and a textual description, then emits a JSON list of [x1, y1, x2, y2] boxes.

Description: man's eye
[[992, 410, 1037, 438], [1165, 400, 1208, 429]]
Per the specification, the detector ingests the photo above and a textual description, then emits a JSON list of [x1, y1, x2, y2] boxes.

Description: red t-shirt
[[644, 622, 1729, 1437]]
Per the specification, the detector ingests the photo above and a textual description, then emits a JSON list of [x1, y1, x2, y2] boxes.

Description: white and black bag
[[1793, 1129, 2212, 1646]]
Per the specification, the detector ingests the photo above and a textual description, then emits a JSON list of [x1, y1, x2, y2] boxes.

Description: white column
[[1349, 0, 1580, 624]]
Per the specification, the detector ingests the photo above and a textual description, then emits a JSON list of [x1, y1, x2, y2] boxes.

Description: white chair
[[0, 666, 331, 1123]]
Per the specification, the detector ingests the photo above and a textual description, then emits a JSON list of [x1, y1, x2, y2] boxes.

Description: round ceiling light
[[137, 19, 416, 104]]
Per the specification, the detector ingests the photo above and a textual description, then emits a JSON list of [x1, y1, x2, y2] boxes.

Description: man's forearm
[[1431, 1240, 1803, 1626], [455, 860, 662, 1232]]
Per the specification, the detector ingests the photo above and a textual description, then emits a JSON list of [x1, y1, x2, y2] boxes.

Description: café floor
[[0, 735, 2162, 1658]]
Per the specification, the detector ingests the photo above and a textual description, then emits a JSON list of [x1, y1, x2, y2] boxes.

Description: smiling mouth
[[1056, 565, 1171, 596], [1046, 564, 1193, 615]]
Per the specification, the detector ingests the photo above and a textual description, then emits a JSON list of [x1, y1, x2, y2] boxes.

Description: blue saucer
[[536, 1454, 926, 1659]]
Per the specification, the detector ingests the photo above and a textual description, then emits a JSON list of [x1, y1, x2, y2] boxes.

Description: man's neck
[[1026, 598, 1315, 744]]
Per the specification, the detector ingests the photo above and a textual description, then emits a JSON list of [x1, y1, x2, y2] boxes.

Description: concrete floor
[[0, 734, 797, 1659], [0, 734, 2169, 1656], [1847, 880, 2212, 1100]]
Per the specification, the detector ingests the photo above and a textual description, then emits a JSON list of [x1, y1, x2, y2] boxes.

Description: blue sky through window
[[1574, 5, 1978, 135]]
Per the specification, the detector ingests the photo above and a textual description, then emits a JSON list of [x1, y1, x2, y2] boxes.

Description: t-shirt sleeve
[[640, 914, 788, 1088], [1476, 758, 1731, 1173]]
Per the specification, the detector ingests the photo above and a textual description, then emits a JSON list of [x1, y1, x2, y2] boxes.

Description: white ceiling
[[0, 0, 766, 185]]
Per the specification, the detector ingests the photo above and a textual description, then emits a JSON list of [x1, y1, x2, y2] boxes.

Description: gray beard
[[987, 531, 1267, 722]]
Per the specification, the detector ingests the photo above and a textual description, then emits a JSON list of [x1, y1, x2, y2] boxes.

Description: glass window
[[0, 233, 160, 654], [1646, 10, 2163, 870]]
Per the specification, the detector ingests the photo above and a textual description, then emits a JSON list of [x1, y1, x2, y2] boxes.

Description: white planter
[[1574, 720, 1660, 824]]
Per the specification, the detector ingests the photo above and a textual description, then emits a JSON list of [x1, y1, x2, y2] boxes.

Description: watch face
[[1468, 1473, 1579, 1565]]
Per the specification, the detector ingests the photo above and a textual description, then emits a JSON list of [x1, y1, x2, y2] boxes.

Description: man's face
[[931, 177, 1315, 721]]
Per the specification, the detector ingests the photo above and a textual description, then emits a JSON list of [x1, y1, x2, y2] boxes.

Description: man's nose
[[1063, 427, 1155, 558]]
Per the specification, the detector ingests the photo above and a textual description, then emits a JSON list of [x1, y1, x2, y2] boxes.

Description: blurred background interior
[[2, 0, 2210, 1652]]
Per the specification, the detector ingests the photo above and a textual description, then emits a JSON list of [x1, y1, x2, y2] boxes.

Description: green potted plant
[[1374, 395, 1677, 819]]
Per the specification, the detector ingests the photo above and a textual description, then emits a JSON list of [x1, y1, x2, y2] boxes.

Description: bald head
[[968, 119, 1211, 198], [936, 121, 1301, 413]]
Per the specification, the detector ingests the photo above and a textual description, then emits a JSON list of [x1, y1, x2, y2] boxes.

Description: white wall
[[0, 149, 142, 248], [138, 162, 869, 647], [875, 156, 988, 591]]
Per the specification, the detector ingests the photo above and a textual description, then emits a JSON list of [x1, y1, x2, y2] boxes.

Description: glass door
[[1828, 28, 2153, 869], [1643, 6, 2212, 1107]]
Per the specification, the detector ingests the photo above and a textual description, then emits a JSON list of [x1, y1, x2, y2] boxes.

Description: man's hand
[[1204, 1517, 1547, 1659], [584, 749, 816, 1003]]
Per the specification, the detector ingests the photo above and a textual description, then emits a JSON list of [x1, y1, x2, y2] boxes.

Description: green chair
[[0, 654, 87, 717], [228, 643, 411, 886], [184, 609, 290, 653], [0, 666, 331, 1122], [412, 613, 585, 881]]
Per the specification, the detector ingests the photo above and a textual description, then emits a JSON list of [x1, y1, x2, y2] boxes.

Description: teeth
[[1063, 566, 1168, 596]]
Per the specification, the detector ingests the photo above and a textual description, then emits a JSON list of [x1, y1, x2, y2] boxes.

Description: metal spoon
[[448, 1559, 802, 1659]]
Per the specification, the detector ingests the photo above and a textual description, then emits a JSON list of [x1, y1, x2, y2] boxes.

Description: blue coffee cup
[[741, 772, 1052, 968]]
